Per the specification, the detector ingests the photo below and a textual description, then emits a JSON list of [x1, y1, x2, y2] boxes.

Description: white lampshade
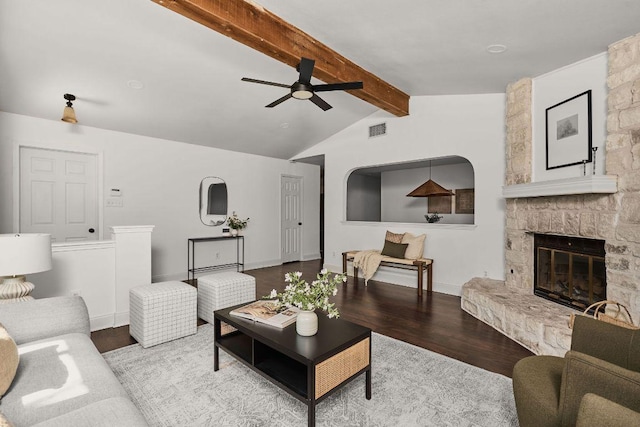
[[0, 234, 52, 276]]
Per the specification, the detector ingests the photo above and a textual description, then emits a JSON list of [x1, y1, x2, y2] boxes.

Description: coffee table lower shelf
[[213, 308, 372, 427]]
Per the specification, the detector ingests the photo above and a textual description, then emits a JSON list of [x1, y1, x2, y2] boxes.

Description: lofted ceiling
[[1, 0, 639, 159]]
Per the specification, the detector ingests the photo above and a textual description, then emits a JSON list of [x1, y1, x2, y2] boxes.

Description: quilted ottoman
[[129, 281, 197, 348], [197, 272, 256, 323]]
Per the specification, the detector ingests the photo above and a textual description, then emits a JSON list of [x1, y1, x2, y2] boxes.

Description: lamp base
[[0, 276, 35, 304]]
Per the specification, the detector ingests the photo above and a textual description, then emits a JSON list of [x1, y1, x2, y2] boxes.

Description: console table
[[187, 236, 244, 281]]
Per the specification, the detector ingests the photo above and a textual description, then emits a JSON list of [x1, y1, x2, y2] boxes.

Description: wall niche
[[346, 156, 475, 224]]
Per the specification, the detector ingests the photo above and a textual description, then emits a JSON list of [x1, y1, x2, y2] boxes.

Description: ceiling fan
[[241, 57, 363, 111]]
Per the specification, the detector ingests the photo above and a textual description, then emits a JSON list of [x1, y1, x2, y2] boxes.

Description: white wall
[[0, 112, 321, 284], [294, 94, 506, 295], [532, 53, 608, 181], [381, 163, 474, 224]]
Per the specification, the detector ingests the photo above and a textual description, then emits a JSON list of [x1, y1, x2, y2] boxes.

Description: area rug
[[104, 325, 518, 426]]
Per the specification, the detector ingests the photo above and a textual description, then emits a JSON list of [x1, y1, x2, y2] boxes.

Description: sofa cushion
[[384, 230, 405, 244], [402, 233, 426, 260], [0, 333, 130, 426], [0, 297, 90, 345], [0, 324, 19, 398], [381, 241, 408, 258], [576, 393, 640, 427], [31, 397, 148, 427]]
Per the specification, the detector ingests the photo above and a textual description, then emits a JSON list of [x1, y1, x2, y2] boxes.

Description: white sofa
[[0, 297, 147, 426]]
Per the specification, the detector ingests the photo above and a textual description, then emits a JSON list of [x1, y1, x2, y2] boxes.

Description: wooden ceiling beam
[[151, 0, 409, 116]]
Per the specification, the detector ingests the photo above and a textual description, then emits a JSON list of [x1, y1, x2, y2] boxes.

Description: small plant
[[425, 213, 443, 223], [268, 269, 347, 318], [227, 212, 249, 230]]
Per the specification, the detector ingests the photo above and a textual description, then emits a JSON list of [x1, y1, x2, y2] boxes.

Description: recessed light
[[487, 44, 507, 54], [280, 123, 289, 129], [127, 80, 144, 90]]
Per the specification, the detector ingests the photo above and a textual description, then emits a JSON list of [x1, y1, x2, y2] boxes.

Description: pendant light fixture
[[406, 160, 453, 197], [61, 93, 78, 123]]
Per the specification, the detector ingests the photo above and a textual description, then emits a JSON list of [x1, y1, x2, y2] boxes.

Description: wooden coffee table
[[214, 304, 372, 427]]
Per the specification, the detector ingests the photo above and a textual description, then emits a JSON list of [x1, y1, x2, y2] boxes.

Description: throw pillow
[[385, 230, 405, 244], [0, 411, 13, 427], [381, 240, 409, 259], [402, 233, 426, 260], [0, 323, 19, 398]]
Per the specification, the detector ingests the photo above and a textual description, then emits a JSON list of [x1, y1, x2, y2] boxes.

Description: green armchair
[[512, 315, 640, 427]]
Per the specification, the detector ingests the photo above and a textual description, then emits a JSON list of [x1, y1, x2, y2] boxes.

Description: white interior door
[[281, 175, 302, 263], [20, 147, 98, 243]]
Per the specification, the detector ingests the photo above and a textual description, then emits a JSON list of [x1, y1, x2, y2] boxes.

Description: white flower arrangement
[[227, 212, 249, 230], [269, 269, 347, 318]]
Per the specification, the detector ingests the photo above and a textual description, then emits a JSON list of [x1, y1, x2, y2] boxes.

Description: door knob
[[88, 228, 95, 233], [298, 222, 302, 226]]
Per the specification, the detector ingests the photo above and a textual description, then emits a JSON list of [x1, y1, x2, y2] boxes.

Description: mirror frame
[[199, 176, 228, 226]]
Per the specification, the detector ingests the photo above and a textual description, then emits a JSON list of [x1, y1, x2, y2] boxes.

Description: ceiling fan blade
[[309, 94, 332, 111], [298, 57, 315, 84], [266, 93, 293, 108], [314, 81, 363, 92], [241, 77, 290, 89]]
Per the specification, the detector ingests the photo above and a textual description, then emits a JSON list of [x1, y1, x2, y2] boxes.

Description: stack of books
[[230, 300, 300, 328]]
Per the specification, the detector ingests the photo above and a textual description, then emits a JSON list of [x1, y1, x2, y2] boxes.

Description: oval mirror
[[199, 177, 228, 226]]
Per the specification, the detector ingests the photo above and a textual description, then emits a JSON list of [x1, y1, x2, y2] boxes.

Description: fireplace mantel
[[502, 175, 617, 199]]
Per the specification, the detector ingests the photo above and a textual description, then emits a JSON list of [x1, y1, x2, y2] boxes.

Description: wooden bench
[[342, 251, 433, 297]]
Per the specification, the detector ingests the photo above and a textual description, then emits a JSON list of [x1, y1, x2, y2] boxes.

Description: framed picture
[[455, 188, 474, 214], [427, 195, 452, 214], [546, 90, 592, 170]]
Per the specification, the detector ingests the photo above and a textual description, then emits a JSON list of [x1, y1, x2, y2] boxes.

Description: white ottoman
[[197, 272, 256, 323], [129, 281, 197, 348]]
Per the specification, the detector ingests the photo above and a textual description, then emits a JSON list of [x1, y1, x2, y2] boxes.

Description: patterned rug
[[104, 324, 518, 426]]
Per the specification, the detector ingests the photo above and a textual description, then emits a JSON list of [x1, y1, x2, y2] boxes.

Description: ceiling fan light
[[61, 106, 77, 123], [292, 89, 313, 100], [61, 94, 78, 123]]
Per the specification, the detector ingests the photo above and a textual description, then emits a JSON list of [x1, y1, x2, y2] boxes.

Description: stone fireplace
[[462, 33, 640, 356], [533, 233, 606, 311]]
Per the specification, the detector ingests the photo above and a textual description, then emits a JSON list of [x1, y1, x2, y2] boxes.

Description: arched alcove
[[346, 156, 475, 224]]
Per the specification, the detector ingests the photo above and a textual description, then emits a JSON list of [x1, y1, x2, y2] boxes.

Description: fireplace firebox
[[534, 233, 606, 311]]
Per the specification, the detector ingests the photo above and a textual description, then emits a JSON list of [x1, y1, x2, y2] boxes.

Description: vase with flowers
[[268, 269, 347, 336], [226, 212, 249, 236]]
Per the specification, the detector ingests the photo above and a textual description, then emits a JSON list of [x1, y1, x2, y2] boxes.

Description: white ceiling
[[1, 0, 638, 159]]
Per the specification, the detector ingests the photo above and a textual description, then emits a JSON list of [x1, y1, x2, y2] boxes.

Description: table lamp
[[0, 233, 52, 304]]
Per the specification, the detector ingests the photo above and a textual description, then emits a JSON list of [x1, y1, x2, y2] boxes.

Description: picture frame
[[455, 188, 474, 214], [427, 195, 452, 214], [545, 90, 592, 170]]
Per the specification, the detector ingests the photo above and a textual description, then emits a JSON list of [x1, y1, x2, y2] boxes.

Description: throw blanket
[[353, 250, 384, 285]]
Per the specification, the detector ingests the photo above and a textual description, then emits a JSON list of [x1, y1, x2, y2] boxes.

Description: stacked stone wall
[[505, 78, 532, 186], [504, 33, 640, 317], [504, 194, 618, 293], [605, 32, 640, 315], [464, 33, 640, 355]]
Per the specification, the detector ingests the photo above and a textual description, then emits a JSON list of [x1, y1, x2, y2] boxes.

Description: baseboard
[[90, 314, 116, 332], [325, 262, 461, 296], [152, 259, 285, 283], [114, 311, 130, 328], [302, 252, 322, 261], [245, 259, 282, 271], [152, 272, 185, 282]]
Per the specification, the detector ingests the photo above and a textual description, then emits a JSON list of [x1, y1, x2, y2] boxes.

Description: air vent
[[369, 123, 387, 138]]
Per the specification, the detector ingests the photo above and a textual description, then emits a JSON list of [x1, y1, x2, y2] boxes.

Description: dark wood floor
[[91, 260, 532, 377]]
